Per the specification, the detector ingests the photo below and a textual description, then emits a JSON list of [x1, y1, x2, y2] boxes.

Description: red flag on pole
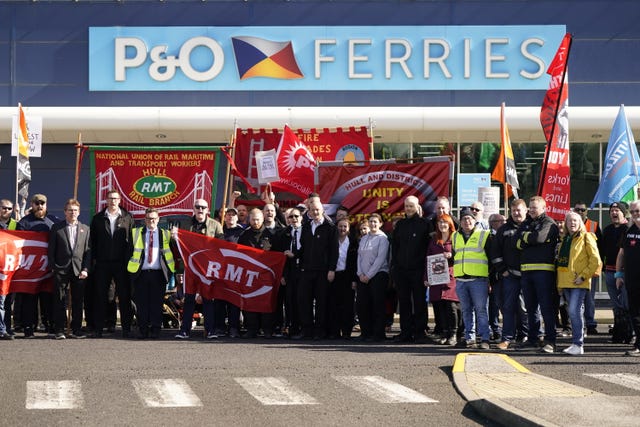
[[220, 146, 257, 194], [270, 125, 316, 199], [537, 33, 572, 221], [491, 102, 520, 199]]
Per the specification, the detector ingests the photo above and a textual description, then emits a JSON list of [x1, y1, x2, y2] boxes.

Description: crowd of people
[[0, 190, 638, 358]]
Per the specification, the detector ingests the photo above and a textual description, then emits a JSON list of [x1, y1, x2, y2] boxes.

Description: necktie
[[147, 230, 154, 264], [292, 228, 297, 251]]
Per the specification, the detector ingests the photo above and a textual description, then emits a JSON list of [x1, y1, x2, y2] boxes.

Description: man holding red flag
[[271, 125, 316, 199]]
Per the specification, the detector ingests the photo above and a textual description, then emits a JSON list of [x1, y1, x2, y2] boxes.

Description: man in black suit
[[127, 208, 176, 339], [48, 199, 91, 339], [90, 189, 134, 338], [294, 199, 339, 340]]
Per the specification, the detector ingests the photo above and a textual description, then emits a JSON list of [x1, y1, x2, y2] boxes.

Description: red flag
[[491, 103, 520, 199], [271, 125, 316, 198], [538, 33, 572, 221], [220, 146, 257, 194], [0, 230, 53, 295], [175, 229, 285, 313]]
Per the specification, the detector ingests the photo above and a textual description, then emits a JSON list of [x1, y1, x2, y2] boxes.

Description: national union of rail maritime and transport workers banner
[[89, 146, 220, 219]]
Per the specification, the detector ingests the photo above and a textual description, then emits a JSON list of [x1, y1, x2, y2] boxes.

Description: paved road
[[1, 332, 496, 427], [1, 325, 636, 427]]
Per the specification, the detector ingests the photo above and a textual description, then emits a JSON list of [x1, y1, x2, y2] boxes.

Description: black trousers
[[132, 270, 165, 334], [298, 270, 329, 338], [393, 267, 427, 339], [93, 261, 132, 332], [53, 272, 85, 334], [328, 270, 356, 338], [357, 272, 389, 340], [284, 267, 302, 335], [214, 299, 240, 333]]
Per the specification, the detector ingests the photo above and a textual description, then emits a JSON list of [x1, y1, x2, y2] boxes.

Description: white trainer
[[563, 344, 584, 355]]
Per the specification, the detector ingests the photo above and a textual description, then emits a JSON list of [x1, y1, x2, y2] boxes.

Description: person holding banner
[[173, 199, 223, 340], [48, 199, 91, 339], [238, 208, 278, 339], [217, 207, 244, 338], [90, 190, 134, 338], [277, 207, 304, 338], [391, 195, 432, 343], [424, 214, 460, 346], [128, 208, 175, 339], [18, 193, 60, 338], [0, 199, 18, 339]]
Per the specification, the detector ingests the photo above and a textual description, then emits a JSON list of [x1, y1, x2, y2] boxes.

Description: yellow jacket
[[556, 231, 602, 289]]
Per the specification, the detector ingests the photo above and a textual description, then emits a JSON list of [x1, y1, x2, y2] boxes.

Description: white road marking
[[26, 380, 84, 409], [333, 375, 438, 403], [132, 379, 203, 407], [234, 377, 319, 405], [585, 373, 640, 391]]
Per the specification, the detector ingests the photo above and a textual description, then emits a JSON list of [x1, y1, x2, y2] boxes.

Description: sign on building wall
[[89, 25, 566, 91]]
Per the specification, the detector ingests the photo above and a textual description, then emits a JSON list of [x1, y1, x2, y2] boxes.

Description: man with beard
[[174, 199, 223, 340], [17, 194, 61, 338], [90, 189, 134, 338]]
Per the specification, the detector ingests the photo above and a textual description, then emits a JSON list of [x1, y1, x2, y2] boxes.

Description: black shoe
[[90, 331, 103, 339], [70, 332, 86, 339], [393, 334, 413, 343], [587, 327, 599, 336], [242, 331, 258, 339], [1, 332, 15, 340], [122, 330, 131, 339], [24, 327, 35, 339], [291, 334, 310, 340]]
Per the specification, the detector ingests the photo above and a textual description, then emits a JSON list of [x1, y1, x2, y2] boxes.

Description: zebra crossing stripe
[[26, 380, 84, 409], [333, 375, 438, 403], [132, 379, 203, 407], [234, 377, 319, 405], [585, 373, 640, 391]]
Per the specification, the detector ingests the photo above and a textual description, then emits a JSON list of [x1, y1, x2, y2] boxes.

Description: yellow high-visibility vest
[[452, 229, 489, 277], [127, 227, 175, 273]]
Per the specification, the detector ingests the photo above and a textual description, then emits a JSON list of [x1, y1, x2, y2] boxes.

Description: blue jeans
[[583, 277, 597, 328], [604, 271, 629, 311], [501, 273, 521, 342], [0, 294, 6, 334], [563, 288, 587, 346], [521, 270, 557, 344], [456, 278, 489, 342]]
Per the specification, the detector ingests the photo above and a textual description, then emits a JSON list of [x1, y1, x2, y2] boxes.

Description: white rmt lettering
[[114, 36, 224, 83]]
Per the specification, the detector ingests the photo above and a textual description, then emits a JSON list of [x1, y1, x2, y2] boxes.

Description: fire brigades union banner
[[89, 146, 221, 219]]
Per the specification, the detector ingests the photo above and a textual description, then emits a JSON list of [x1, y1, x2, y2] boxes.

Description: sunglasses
[[1, 206, 12, 210], [194, 205, 208, 210], [469, 207, 481, 212], [33, 201, 46, 206], [631, 210, 640, 214], [288, 215, 300, 219], [574, 208, 587, 212]]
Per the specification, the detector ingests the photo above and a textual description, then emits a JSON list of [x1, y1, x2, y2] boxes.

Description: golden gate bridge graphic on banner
[[96, 168, 213, 217]]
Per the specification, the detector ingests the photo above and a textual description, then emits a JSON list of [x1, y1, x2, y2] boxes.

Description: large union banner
[[0, 231, 53, 295], [89, 146, 221, 219], [317, 159, 451, 224]]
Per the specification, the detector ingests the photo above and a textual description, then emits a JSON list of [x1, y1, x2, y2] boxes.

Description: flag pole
[[368, 117, 375, 160], [220, 119, 238, 221], [73, 133, 83, 200], [537, 34, 572, 196]]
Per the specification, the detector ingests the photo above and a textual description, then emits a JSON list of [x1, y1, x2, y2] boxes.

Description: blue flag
[[591, 105, 640, 207]]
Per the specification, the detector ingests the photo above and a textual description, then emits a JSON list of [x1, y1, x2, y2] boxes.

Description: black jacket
[[391, 214, 431, 270], [517, 213, 559, 270], [300, 219, 339, 272], [490, 217, 522, 276], [90, 207, 134, 263]]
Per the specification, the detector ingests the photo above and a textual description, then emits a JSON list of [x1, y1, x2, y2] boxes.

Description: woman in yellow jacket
[[556, 211, 602, 355]]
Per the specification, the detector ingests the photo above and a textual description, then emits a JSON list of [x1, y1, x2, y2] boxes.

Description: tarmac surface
[[452, 306, 639, 427]]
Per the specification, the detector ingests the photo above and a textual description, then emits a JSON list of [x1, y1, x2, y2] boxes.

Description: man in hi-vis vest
[[128, 208, 175, 339], [452, 207, 492, 350]]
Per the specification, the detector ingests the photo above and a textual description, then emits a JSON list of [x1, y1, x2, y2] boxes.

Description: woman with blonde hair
[[556, 211, 602, 355]]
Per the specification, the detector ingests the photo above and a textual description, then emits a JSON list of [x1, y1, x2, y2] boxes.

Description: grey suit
[[48, 221, 91, 335]]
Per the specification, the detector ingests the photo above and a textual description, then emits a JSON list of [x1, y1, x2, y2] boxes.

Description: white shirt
[[141, 228, 161, 270], [106, 208, 121, 236], [336, 236, 350, 272]]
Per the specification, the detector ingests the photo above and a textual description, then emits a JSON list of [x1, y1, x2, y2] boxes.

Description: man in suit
[[48, 199, 91, 339], [127, 208, 175, 339], [90, 189, 134, 338]]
